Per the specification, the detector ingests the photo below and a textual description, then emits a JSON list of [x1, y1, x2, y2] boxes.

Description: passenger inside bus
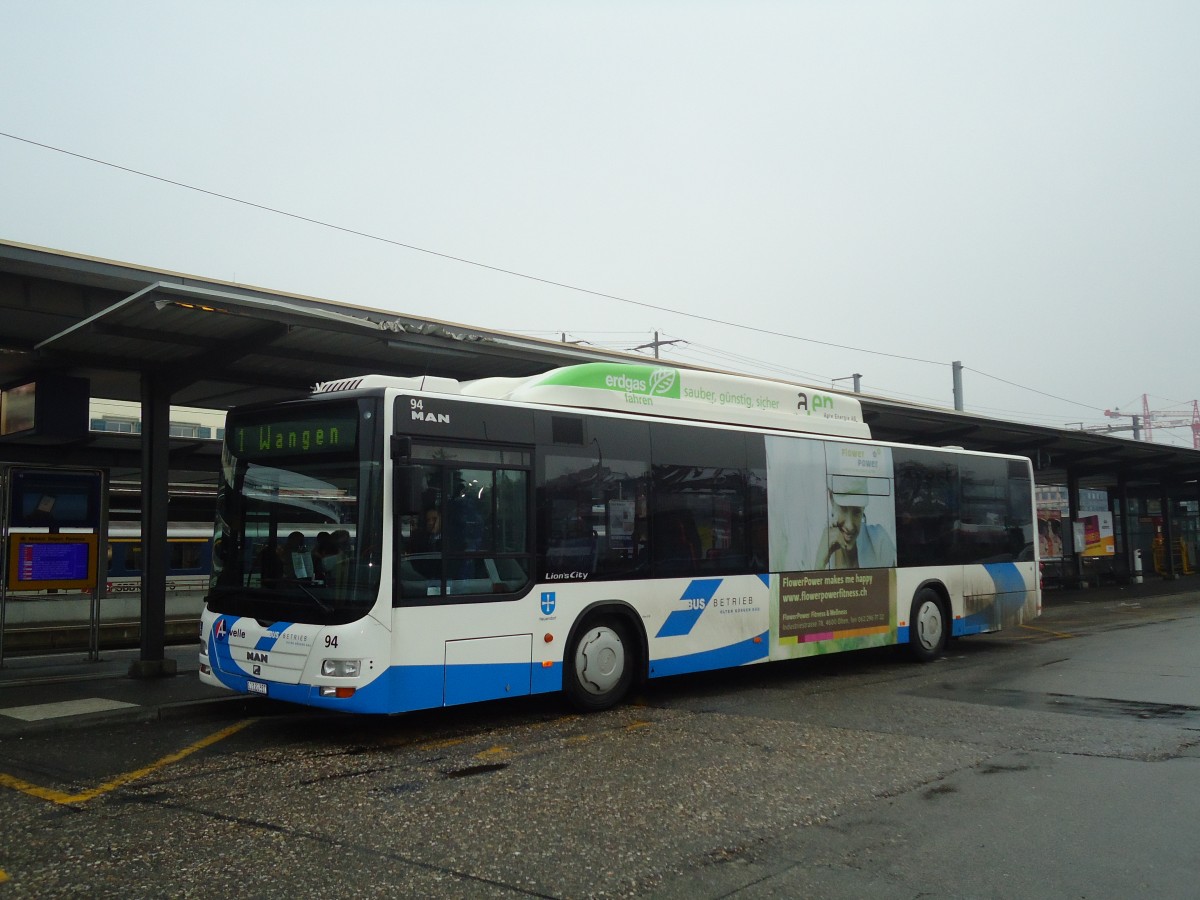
[[322, 529, 355, 597], [283, 531, 312, 581], [258, 540, 284, 587], [311, 531, 334, 581], [410, 507, 442, 553]]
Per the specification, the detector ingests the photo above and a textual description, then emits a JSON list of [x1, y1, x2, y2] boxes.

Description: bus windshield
[[206, 400, 382, 625]]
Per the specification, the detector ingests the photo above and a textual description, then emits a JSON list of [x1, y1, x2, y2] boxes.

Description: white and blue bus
[[199, 363, 1040, 713]]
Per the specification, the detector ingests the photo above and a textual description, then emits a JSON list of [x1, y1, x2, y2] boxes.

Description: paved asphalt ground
[[1, 577, 1197, 736]]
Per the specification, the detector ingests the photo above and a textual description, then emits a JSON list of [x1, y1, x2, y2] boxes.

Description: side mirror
[[394, 464, 425, 515]]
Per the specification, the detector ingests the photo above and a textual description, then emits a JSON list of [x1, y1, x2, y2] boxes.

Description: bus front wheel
[[909, 589, 947, 662], [565, 616, 635, 712]]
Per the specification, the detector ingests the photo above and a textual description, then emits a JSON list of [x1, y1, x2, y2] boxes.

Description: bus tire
[[909, 588, 947, 662], [565, 615, 635, 712]]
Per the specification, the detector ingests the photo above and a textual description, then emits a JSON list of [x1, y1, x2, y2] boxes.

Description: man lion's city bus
[[199, 363, 1040, 713]]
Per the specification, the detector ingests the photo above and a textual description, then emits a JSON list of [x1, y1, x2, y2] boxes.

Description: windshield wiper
[[290, 579, 334, 613]]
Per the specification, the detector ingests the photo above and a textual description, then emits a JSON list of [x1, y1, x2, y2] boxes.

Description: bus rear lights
[[321, 659, 361, 677], [319, 686, 357, 699], [199, 663, 211, 676]]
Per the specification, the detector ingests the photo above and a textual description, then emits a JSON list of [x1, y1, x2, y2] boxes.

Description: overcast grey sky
[[2, 2, 1197, 444]]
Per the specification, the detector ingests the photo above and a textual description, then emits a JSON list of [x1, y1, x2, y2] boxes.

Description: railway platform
[[0, 576, 1196, 738], [0, 642, 253, 737]]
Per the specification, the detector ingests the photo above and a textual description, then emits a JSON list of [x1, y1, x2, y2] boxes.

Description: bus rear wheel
[[566, 616, 635, 712], [909, 588, 947, 662]]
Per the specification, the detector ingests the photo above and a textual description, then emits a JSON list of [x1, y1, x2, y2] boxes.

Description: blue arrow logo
[[656, 579, 723, 638]]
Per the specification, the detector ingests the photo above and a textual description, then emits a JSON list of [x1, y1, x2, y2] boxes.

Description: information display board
[[7, 468, 102, 529], [6, 532, 99, 591]]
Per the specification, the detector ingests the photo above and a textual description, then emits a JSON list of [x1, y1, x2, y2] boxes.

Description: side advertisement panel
[[765, 436, 899, 658]]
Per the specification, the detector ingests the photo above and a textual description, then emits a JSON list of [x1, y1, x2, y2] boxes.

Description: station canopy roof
[[2, 239, 1198, 493]]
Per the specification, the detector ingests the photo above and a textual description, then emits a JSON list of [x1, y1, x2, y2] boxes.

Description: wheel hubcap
[[575, 626, 625, 695], [916, 601, 943, 651]]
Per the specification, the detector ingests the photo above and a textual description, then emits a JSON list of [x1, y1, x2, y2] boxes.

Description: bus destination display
[[229, 411, 359, 460]]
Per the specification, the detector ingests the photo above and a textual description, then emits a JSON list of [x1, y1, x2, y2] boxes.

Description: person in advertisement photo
[[765, 438, 898, 572], [814, 471, 897, 570]]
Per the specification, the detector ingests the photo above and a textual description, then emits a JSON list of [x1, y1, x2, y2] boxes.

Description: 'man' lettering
[[412, 410, 451, 424]]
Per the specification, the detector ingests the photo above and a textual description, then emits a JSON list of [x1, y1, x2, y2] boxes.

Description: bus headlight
[[321, 659, 361, 678]]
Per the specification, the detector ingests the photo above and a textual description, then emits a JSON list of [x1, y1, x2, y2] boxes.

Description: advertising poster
[[1079, 511, 1115, 557], [766, 438, 898, 657], [1037, 509, 1064, 559], [778, 569, 894, 643]]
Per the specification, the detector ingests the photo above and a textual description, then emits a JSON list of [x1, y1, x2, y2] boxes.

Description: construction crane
[[1092, 409, 1141, 439], [1101, 396, 1200, 449]]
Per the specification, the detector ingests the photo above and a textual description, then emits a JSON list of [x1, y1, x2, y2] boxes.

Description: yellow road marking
[[1019, 623, 1076, 640], [413, 736, 469, 752], [0, 718, 255, 807], [0, 867, 8, 883], [474, 744, 512, 760]]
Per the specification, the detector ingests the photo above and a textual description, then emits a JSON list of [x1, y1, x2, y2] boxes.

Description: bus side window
[[649, 424, 754, 577], [400, 461, 533, 600], [652, 507, 701, 576], [893, 449, 958, 568], [399, 463, 444, 600], [539, 427, 651, 580]]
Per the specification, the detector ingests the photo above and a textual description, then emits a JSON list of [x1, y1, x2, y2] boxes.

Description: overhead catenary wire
[[0, 130, 1126, 423], [662, 340, 834, 386], [0, 130, 943, 368], [664, 333, 1107, 416], [962, 367, 1105, 414], [653, 338, 969, 410]]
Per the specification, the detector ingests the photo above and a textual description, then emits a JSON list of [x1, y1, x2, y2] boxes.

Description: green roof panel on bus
[[467, 364, 870, 438], [315, 364, 870, 439]]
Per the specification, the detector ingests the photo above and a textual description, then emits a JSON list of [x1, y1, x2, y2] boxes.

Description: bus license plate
[[247, 681, 268, 695]]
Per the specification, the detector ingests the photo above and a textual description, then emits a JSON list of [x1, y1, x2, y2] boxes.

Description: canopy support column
[[129, 372, 176, 678]]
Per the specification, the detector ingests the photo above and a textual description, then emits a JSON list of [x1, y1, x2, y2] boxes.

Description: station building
[[2, 239, 1198, 669]]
